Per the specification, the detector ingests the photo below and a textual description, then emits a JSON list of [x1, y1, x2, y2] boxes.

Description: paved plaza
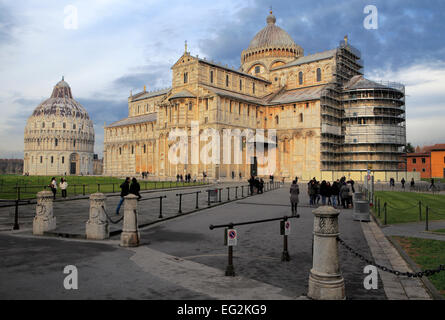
[[0, 183, 434, 300]]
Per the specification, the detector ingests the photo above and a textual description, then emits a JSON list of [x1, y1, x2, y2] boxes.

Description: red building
[[406, 144, 445, 178]]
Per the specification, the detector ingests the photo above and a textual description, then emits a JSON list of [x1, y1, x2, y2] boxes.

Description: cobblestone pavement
[[0, 182, 264, 236], [120, 185, 387, 300]]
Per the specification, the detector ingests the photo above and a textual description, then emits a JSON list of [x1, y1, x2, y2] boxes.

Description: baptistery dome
[[24, 77, 95, 176]]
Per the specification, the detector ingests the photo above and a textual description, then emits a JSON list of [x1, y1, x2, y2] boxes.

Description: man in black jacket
[[116, 177, 130, 215], [130, 177, 141, 200]]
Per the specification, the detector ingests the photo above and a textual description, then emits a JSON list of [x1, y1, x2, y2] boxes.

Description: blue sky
[[1, 0, 445, 158]]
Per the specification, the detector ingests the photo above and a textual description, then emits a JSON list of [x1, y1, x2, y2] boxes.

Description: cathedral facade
[[103, 12, 406, 181]]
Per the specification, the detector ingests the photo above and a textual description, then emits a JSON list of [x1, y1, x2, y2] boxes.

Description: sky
[[1, 0, 445, 158]]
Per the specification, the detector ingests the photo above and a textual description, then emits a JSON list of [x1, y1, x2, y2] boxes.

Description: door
[[70, 162, 76, 175], [250, 157, 258, 177]]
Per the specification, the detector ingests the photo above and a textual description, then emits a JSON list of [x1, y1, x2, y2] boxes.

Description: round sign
[[229, 230, 237, 239], [285, 221, 290, 229]]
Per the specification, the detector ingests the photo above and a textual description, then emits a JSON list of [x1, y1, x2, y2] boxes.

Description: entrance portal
[[70, 153, 79, 175]]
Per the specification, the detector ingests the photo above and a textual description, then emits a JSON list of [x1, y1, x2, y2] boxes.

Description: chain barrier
[[426, 206, 445, 218], [101, 206, 124, 224], [385, 202, 419, 211], [337, 237, 445, 278]]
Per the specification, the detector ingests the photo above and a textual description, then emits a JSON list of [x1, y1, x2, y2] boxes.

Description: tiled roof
[[168, 90, 196, 100], [267, 85, 327, 105], [131, 88, 171, 102], [107, 113, 157, 128], [202, 85, 266, 105], [344, 75, 390, 90], [272, 49, 337, 70]]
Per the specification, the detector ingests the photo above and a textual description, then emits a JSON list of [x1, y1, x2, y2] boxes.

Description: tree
[[404, 142, 415, 153]]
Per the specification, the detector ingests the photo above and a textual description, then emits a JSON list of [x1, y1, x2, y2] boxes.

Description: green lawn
[[0, 175, 207, 200], [373, 191, 445, 224], [432, 229, 445, 234], [393, 236, 445, 298]]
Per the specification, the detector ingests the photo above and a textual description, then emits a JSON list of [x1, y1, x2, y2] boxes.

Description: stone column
[[86, 193, 109, 240], [33, 191, 56, 235], [308, 206, 345, 300], [120, 194, 140, 247]]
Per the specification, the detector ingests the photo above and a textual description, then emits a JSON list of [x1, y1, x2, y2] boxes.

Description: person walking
[[116, 177, 130, 215], [410, 178, 415, 190], [49, 177, 57, 200], [331, 180, 339, 208], [60, 178, 68, 198], [320, 180, 329, 205], [289, 180, 300, 217], [130, 177, 141, 200], [259, 178, 264, 194], [401, 178, 406, 190], [248, 176, 255, 195], [340, 182, 351, 209]]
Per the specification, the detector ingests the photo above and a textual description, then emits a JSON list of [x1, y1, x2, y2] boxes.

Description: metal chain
[[385, 203, 419, 211], [101, 206, 124, 224], [337, 237, 445, 278]]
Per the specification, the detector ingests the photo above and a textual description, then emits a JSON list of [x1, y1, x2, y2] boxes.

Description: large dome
[[23, 77, 95, 176], [248, 13, 297, 49], [32, 77, 90, 120]]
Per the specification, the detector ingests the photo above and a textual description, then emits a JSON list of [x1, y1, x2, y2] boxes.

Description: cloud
[[0, 2, 15, 45]]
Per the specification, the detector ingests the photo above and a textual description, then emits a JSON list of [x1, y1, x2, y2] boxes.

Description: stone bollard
[[308, 206, 345, 300], [120, 194, 140, 247], [33, 191, 56, 235], [86, 193, 109, 240]]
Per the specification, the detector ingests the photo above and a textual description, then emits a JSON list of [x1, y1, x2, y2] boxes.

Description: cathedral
[[103, 11, 406, 181]]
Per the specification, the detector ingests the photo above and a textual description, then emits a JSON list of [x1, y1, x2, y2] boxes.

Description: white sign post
[[227, 229, 237, 246]]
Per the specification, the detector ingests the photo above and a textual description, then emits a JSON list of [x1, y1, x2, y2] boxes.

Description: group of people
[[116, 177, 142, 215], [48, 177, 68, 200], [141, 171, 150, 179], [248, 176, 265, 195], [307, 177, 355, 209], [176, 174, 195, 183]]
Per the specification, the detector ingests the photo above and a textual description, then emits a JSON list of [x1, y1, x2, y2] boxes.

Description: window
[[239, 79, 242, 91], [306, 102, 309, 108], [239, 104, 241, 115], [443, 156, 445, 164], [188, 103, 192, 111], [40, 156, 43, 163], [63, 123, 66, 129], [299, 72, 303, 85], [413, 168, 416, 172], [119, 147, 122, 155], [51, 156, 54, 164], [230, 101, 232, 113], [42, 122, 45, 128], [210, 70, 214, 83], [255, 66, 260, 74], [62, 156, 64, 164], [131, 146, 134, 154], [422, 158, 426, 164], [73, 124, 76, 130], [316, 68, 322, 82], [73, 140, 76, 147], [205, 99, 209, 111], [299, 113, 304, 122], [275, 115, 279, 125], [184, 72, 188, 83], [143, 145, 146, 154], [412, 159, 416, 164], [55, 139, 58, 147], [253, 83, 255, 94], [226, 75, 229, 87], [52, 122, 55, 128], [422, 168, 426, 172]]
